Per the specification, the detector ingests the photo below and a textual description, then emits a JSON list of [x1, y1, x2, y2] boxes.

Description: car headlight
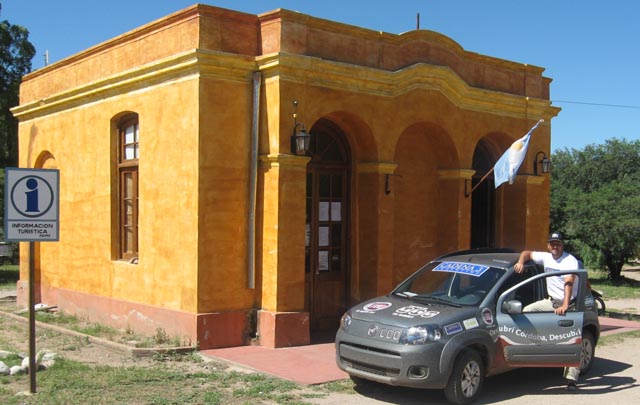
[[340, 313, 352, 332], [400, 325, 442, 345]]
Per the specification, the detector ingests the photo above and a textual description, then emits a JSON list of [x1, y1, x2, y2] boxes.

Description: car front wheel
[[444, 349, 485, 405]]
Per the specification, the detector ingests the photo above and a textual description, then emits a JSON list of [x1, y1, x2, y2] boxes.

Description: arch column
[[524, 175, 550, 249], [437, 169, 476, 252], [356, 162, 397, 299], [257, 153, 311, 348], [496, 174, 548, 251], [498, 175, 549, 250]]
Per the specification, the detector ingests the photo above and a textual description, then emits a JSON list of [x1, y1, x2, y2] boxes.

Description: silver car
[[335, 249, 600, 404]]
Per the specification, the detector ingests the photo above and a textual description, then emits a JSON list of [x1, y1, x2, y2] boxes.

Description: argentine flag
[[493, 119, 544, 188]]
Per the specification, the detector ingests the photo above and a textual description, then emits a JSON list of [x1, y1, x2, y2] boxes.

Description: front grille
[[339, 342, 402, 377], [342, 358, 401, 377], [342, 342, 400, 357]]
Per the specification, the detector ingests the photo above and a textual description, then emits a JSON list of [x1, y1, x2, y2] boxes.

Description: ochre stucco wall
[[18, 77, 201, 311], [197, 77, 257, 312]]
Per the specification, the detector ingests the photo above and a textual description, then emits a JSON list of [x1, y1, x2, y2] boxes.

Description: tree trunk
[[604, 253, 623, 280]]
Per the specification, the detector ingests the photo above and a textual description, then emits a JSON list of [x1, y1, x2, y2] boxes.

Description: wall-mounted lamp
[[533, 151, 552, 176], [384, 174, 391, 195], [291, 100, 311, 155]]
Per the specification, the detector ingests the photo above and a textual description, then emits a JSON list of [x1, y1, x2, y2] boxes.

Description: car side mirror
[[502, 300, 523, 314]]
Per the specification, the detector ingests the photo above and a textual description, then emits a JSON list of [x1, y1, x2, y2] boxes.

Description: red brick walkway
[[200, 316, 640, 385], [201, 342, 347, 385]]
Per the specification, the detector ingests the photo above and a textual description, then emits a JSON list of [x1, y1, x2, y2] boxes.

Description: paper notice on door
[[319, 251, 329, 271]]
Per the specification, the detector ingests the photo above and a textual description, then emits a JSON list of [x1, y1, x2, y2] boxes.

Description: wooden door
[[305, 124, 350, 332]]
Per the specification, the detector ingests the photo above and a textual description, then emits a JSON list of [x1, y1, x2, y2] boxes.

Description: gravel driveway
[[309, 336, 640, 404]]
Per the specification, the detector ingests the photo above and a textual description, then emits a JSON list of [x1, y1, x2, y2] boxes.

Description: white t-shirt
[[530, 251, 579, 300]]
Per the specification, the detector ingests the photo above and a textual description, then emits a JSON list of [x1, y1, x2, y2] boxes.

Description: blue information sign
[[4, 168, 60, 242]]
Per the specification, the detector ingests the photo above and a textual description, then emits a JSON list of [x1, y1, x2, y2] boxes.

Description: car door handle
[[558, 320, 574, 327]]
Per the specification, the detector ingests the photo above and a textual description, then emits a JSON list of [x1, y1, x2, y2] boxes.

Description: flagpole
[[465, 118, 544, 198], [466, 167, 495, 197]]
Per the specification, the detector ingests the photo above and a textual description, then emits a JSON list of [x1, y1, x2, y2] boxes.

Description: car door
[[495, 270, 585, 367]]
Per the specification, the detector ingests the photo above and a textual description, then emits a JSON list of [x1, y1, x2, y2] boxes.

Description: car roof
[[433, 249, 520, 270]]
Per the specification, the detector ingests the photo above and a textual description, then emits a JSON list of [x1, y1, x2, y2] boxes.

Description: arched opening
[[33, 151, 59, 305], [471, 138, 499, 248], [393, 122, 459, 283], [305, 118, 351, 337]]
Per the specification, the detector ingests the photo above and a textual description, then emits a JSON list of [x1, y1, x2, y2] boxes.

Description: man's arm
[[514, 251, 533, 273], [555, 274, 576, 315]]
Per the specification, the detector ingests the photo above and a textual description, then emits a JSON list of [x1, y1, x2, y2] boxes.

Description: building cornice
[[258, 52, 560, 121], [12, 49, 560, 123], [11, 50, 257, 120], [261, 9, 547, 75]]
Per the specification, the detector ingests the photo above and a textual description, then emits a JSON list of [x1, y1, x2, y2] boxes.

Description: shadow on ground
[[349, 355, 637, 405]]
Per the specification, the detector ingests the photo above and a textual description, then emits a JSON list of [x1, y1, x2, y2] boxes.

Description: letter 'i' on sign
[[25, 178, 40, 212], [4, 168, 60, 242]]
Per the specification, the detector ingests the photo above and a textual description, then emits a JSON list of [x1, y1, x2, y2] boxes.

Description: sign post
[[4, 168, 60, 394]]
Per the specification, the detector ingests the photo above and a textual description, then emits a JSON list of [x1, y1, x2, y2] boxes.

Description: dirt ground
[[0, 303, 211, 372], [2, 301, 640, 405], [604, 266, 640, 315], [312, 338, 640, 405], [1, 267, 639, 404]]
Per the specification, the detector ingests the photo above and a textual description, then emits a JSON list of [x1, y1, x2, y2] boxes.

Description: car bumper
[[335, 330, 449, 389]]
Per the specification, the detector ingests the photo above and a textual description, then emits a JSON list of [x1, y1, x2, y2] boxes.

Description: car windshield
[[393, 261, 506, 306]]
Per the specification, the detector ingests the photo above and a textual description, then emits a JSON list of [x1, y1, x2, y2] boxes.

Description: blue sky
[[4, 0, 639, 152]]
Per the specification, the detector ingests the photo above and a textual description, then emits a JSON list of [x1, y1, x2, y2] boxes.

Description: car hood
[[349, 295, 479, 328]]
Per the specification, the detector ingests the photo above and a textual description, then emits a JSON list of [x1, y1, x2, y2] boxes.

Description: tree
[[1, 3, 36, 168], [1, 2, 36, 248], [550, 138, 640, 279]]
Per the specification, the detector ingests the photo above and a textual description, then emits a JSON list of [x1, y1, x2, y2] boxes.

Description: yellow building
[[12, 4, 559, 349]]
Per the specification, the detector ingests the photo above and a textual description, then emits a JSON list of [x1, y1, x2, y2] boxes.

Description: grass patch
[[0, 265, 19, 291], [2, 294, 193, 350], [29, 310, 181, 349], [0, 356, 329, 405], [320, 378, 357, 393], [34, 310, 81, 327], [598, 329, 640, 346], [588, 269, 640, 299], [0, 352, 22, 368], [76, 322, 120, 341], [229, 371, 300, 402]]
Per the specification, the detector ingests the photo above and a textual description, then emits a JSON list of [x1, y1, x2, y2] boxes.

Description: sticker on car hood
[[463, 317, 479, 329], [433, 261, 490, 277], [356, 302, 392, 314], [393, 305, 440, 319], [444, 322, 463, 335], [481, 308, 494, 325]]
